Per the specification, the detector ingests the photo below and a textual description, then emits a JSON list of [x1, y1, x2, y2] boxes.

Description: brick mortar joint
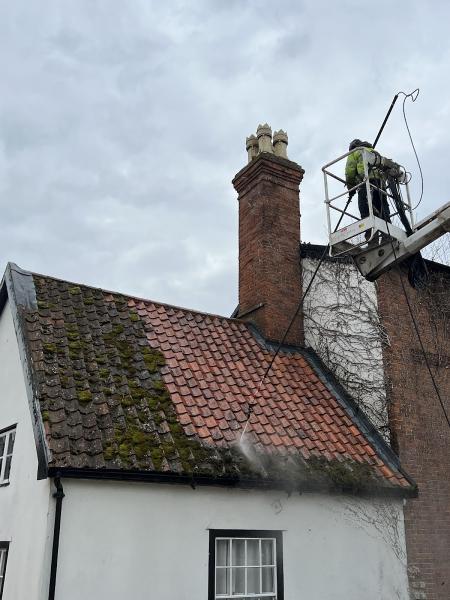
[[235, 175, 303, 196]]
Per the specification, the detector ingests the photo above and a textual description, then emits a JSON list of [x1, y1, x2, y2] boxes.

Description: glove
[[348, 189, 356, 201]]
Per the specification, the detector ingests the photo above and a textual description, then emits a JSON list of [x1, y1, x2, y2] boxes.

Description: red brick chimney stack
[[232, 124, 305, 346]]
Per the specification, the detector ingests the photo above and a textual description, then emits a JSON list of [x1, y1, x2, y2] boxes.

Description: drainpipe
[[48, 475, 64, 600]]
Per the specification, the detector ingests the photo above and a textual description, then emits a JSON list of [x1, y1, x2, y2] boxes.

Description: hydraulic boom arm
[[356, 201, 450, 280]]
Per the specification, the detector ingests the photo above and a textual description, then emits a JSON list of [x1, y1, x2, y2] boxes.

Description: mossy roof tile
[[7, 268, 415, 494]]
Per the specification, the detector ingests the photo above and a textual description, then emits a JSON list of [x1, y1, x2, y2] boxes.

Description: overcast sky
[[1, 0, 449, 316]]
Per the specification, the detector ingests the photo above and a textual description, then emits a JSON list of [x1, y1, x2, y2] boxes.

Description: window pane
[[7, 432, 15, 455], [232, 539, 245, 566], [231, 567, 245, 595], [247, 567, 260, 593], [262, 567, 275, 593], [216, 568, 229, 595], [247, 539, 259, 566], [261, 540, 274, 565], [0, 437, 5, 456], [216, 539, 230, 566], [4, 457, 12, 481], [213, 534, 280, 600]]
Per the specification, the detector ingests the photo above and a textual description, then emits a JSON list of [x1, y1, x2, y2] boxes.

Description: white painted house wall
[[0, 301, 53, 600], [0, 295, 410, 600], [302, 257, 388, 434], [55, 479, 409, 600]]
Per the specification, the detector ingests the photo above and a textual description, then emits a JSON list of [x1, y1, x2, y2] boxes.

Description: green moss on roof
[[25, 273, 406, 493], [307, 456, 374, 493], [68, 286, 81, 295], [43, 343, 57, 356], [30, 275, 231, 476], [77, 390, 93, 404]]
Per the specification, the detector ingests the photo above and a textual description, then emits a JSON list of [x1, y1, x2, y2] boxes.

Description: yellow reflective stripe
[[345, 152, 359, 186]]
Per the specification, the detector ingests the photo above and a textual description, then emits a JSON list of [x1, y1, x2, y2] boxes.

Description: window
[[0, 542, 8, 598], [208, 530, 283, 600], [0, 428, 16, 485]]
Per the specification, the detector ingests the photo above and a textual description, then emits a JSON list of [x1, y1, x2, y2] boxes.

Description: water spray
[[239, 402, 254, 443]]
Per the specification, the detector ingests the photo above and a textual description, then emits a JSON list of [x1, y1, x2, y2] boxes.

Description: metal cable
[[254, 192, 358, 392], [258, 243, 329, 386], [383, 217, 450, 428], [398, 89, 424, 210], [240, 243, 330, 441], [242, 91, 427, 438]]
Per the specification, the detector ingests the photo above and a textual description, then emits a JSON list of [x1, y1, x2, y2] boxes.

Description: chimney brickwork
[[377, 268, 450, 600], [233, 125, 305, 346]]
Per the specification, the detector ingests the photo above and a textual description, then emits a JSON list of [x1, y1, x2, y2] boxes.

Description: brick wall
[[233, 153, 304, 345], [377, 265, 450, 600]]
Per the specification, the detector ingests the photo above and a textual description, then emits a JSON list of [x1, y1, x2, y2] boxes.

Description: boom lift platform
[[323, 147, 450, 281]]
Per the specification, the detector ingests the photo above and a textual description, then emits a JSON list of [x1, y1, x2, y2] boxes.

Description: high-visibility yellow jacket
[[345, 147, 377, 188]]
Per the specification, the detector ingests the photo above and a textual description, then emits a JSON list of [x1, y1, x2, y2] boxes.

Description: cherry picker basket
[[323, 147, 412, 258]]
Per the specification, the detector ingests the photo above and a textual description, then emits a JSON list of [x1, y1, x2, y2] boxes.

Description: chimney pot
[[246, 134, 259, 163], [256, 123, 273, 154], [233, 126, 305, 346], [273, 130, 289, 159]]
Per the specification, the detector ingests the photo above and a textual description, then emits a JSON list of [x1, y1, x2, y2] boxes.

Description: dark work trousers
[[358, 179, 391, 222]]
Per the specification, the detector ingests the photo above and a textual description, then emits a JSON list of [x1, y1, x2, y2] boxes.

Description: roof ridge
[[9, 263, 245, 326]]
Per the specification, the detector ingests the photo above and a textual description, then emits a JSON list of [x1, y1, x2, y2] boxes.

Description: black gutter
[[48, 476, 65, 600], [48, 467, 416, 499]]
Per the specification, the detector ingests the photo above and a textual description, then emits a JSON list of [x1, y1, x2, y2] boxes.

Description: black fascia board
[[47, 466, 417, 498], [0, 277, 8, 314], [1, 263, 49, 479]]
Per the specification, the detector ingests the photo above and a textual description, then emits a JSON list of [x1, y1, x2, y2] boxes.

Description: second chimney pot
[[246, 134, 259, 163], [273, 130, 289, 159]]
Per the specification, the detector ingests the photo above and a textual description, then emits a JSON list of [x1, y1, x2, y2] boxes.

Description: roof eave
[[48, 466, 417, 499]]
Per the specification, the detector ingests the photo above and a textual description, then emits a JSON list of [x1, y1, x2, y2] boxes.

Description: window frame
[[0, 426, 16, 486], [0, 542, 9, 599], [208, 530, 284, 600]]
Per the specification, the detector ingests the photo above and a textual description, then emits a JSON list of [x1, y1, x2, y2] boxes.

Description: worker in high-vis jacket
[[345, 139, 390, 227]]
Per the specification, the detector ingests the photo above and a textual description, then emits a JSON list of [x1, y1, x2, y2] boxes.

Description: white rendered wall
[[0, 301, 53, 600], [303, 257, 388, 435], [56, 479, 409, 600]]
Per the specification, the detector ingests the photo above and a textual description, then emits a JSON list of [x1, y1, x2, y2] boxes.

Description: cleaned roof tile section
[[19, 272, 412, 492]]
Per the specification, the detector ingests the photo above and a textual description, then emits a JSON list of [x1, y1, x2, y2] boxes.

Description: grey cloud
[[0, 0, 448, 318]]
